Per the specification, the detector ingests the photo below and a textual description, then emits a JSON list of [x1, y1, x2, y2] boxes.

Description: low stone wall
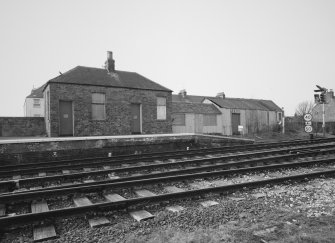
[[0, 134, 254, 164], [0, 117, 46, 137]]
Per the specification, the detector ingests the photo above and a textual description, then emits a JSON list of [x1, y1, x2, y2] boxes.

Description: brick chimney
[[105, 51, 115, 73], [179, 89, 187, 98], [216, 92, 225, 99]]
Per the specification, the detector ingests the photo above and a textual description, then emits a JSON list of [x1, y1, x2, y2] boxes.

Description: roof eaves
[[206, 98, 227, 109], [47, 81, 172, 92]]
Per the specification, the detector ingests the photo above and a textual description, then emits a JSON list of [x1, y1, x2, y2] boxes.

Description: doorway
[[231, 113, 240, 135], [59, 100, 73, 136], [131, 103, 141, 134]]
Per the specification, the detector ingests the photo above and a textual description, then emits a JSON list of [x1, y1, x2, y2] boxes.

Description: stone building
[[43, 52, 172, 137]]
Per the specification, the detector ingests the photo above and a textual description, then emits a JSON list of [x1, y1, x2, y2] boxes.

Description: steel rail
[[1, 144, 334, 190], [0, 167, 334, 228], [1, 153, 335, 203], [0, 137, 333, 172], [0, 141, 334, 178]]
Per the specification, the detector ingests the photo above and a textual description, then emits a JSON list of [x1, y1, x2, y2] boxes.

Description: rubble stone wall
[[0, 117, 45, 137]]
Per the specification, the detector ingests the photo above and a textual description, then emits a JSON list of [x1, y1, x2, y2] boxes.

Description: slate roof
[[206, 97, 282, 112], [26, 84, 46, 98], [46, 66, 171, 92], [172, 94, 206, 103], [173, 93, 282, 112], [172, 102, 221, 114]]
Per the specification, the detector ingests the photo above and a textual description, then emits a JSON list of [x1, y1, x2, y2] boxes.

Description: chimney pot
[[216, 92, 225, 99], [179, 89, 187, 98], [107, 51, 113, 60], [106, 51, 115, 73]]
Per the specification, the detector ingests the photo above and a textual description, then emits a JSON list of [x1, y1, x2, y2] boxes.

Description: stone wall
[[0, 134, 254, 164], [0, 117, 45, 137], [47, 83, 172, 137]]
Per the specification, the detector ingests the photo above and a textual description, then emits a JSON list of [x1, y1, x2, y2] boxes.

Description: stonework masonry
[[45, 83, 172, 137], [0, 134, 254, 164], [0, 117, 45, 137]]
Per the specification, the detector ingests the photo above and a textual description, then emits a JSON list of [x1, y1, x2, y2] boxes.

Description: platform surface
[[0, 133, 195, 144], [0, 133, 253, 144]]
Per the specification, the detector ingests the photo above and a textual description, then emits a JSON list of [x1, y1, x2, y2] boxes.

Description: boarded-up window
[[157, 97, 166, 120], [173, 113, 185, 125], [92, 93, 106, 120], [203, 114, 217, 126]]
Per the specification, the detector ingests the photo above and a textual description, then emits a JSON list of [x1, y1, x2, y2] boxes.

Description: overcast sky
[[0, 0, 334, 116]]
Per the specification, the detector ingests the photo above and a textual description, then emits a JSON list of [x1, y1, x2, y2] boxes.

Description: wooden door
[[231, 113, 240, 135], [131, 104, 141, 134], [194, 114, 203, 133], [59, 100, 73, 136]]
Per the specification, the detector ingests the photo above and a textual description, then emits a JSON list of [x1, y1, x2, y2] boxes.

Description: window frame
[[92, 93, 106, 121], [33, 99, 40, 108], [157, 97, 167, 120]]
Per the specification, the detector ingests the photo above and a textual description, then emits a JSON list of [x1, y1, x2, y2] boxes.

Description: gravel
[[2, 157, 335, 242]]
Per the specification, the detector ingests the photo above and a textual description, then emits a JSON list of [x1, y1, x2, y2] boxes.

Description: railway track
[[1, 137, 334, 174], [0, 159, 334, 228], [0, 138, 334, 241], [0, 140, 334, 192]]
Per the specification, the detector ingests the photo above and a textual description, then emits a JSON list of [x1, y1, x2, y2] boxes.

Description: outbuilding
[[204, 93, 283, 135], [172, 91, 222, 134], [43, 52, 172, 137], [172, 90, 283, 135]]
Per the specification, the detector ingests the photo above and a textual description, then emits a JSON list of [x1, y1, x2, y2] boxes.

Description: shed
[[204, 96, 283, 135], [172, 101, 222, 134]]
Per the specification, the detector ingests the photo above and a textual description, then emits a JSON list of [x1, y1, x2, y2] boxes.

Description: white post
[[281, 108, 285, 134], [322, 102, 325, 137]]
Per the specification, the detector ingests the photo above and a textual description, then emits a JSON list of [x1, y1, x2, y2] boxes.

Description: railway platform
[[0, 133, 254, 164]]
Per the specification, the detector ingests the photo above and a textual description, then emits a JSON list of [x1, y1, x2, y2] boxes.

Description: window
[[203, 114, 217, 126], [172, 113, 185, 125], [157, 97, 166, 120], [33, 99, 40, 107], [92, 93, 106, 120]]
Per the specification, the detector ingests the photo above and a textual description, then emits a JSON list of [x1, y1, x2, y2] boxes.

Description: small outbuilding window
[[92, 93, 106, 120], [203, 114, 217, 126], [172, 113, 185, 125], [157, 97, 166, 120]]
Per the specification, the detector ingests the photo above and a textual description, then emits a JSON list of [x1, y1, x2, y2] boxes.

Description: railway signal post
[[314, 85, 328, 137]]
